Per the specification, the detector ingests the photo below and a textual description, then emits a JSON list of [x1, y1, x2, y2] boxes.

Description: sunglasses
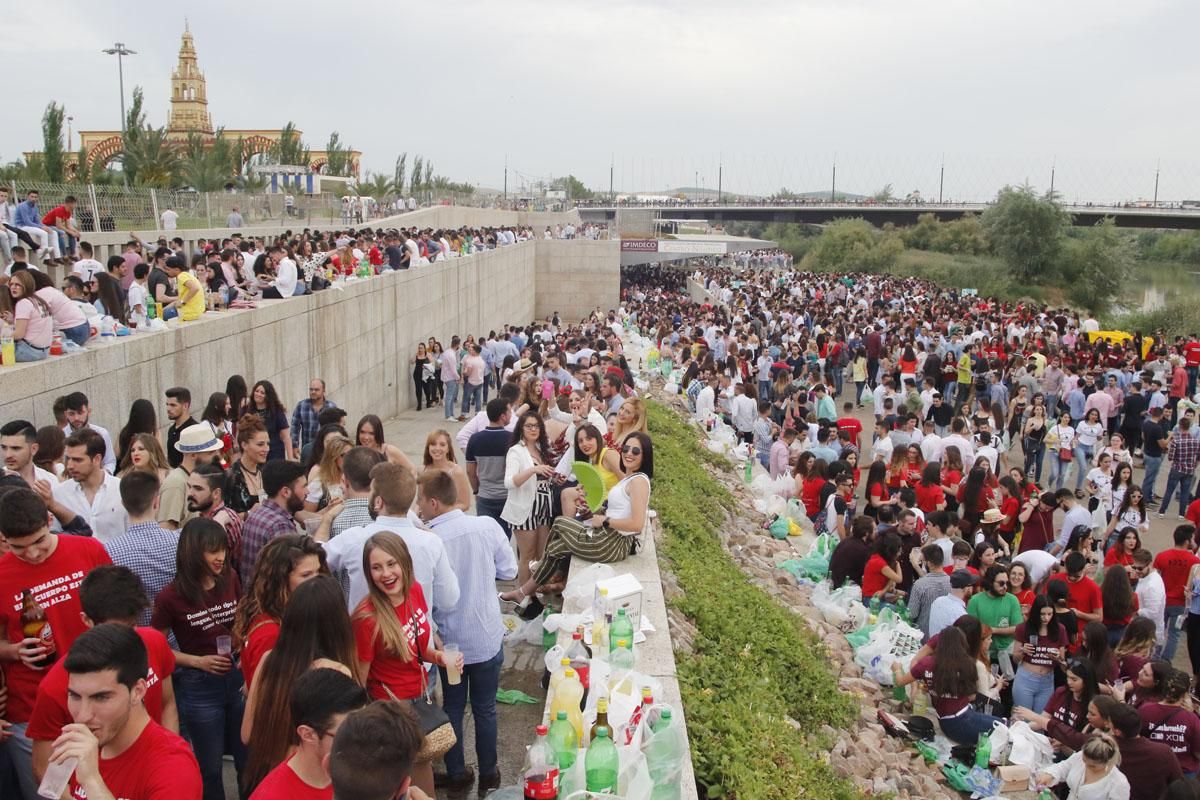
[[621, 445, 642, 456]]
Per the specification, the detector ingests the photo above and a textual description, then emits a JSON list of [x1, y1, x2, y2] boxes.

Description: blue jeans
[[758, 453, 771, 469], [2, 721, 34, 800], [462, 382, 483, 415], [443, 379, 460, 419], [758, 379, 772, 401], [1160, 471, 1194, 516], [1012, 668, 1054, 714], [1073, 444, 1094, 491], [1160, 606, 1186, 662], [938, 707, 1002, 745], [475, 495, 510, 538], [441, 646, 504, 779], [15, 339, 47, 362], [1143, 454, 1164, 498], [483, 370, 494, 403], [1023, 439, 1045, 483], [62, 320, 91, 346], [177, 667, 246, 800]]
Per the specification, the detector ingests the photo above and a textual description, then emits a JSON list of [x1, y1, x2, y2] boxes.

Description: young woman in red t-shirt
[[1103, 526, 1141, 573], [864, 461, 896, 519], [352, 533, 462, 799], [914, 461, 947, 514], [940, 445, 965, 512], [996, 476, 1022, 544], [1008, 562, 1035, 614], [860, 532, 904, 601], [903, 444, 925, 487]]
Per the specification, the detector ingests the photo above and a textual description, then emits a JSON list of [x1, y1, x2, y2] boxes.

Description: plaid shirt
[[330, 497, 374, 539], [105, 522, 181, 626], [1168, 430, 1200, 474], [205, 503, 245, 575], [239, 499, 297, 587], [290, 398, 338, 449]]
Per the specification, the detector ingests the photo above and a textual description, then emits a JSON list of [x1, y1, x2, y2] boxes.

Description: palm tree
[[357, 172, 395, 200], [122, 127, 180, 188]]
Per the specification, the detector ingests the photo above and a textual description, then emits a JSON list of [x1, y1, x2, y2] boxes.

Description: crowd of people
[[0, 194, 607, 362], [622, 263, 1200, 800], [0, 304, 654, 799]]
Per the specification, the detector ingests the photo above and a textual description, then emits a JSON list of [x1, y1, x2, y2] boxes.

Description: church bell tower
[[166, 21, 214, 137]]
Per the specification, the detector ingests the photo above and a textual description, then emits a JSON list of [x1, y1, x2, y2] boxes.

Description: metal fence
[[4, 181, 345, 232]]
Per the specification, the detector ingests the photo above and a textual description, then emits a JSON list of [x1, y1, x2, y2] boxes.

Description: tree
[[393, 153, 407, 195], [270, 122, 309, 166], [900, 213, 941, 250], [41, 102, 66, 183], [804, 219, 900, 273], [550, 175, 595, 201], [422, 161, 433, 193], [357, 172, 395, 200], [325, 131, 352, 177], [178, 130, 237, 191], [1061, 218, 1132, 314], [122, 127, 180, 188], [74, 145, 90, 183], [872, 183, 895, 202], [933, 214, 988, 255], [981, 185, 1071, 283], [410, 155, 423, 194]]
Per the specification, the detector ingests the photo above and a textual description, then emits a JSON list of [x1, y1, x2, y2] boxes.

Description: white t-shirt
[[160, 209, 178, 230], [1012, 549, 1058, 585], [127, 282, 148, 315], [72, 259, 104, 282]]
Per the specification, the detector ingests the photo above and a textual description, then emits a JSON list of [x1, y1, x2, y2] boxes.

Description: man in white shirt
[[927, 570, 977, 638], [320, 462, 460, 614], [1, 419, 57, 487], [695, 376, 717, 421], [71, 242, 105, 282], [51, 428, 128, 542], [160, 207, 179, 230], [1012, 548, 1059, 585], [729, 384, 757, 443], [263, 245, 298, 298], [938, 418, 976, 469], [1051, 489, 1094, 556], [1133, 548, 1167, 647], [62, 391, 117, 473], [919, 420, 943, 464]]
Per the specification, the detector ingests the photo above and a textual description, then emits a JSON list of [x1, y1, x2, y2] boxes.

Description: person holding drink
[[501, 412, 559, 593], [352, 533, 464, 800], [151, 518, 246, 800]]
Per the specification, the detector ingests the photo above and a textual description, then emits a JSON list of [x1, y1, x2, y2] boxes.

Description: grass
[[647, 401, 863, 800]]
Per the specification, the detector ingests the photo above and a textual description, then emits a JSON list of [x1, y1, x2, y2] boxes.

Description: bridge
[[576, 202, 1200, 230]]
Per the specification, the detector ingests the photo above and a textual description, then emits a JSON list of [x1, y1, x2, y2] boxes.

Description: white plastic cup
[[215, 635, 232, 657], [444, 643, 462, 685], [38, 757, 77, 799]]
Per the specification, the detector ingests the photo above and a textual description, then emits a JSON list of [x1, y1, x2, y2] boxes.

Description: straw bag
[[381, 612, 457, 762]]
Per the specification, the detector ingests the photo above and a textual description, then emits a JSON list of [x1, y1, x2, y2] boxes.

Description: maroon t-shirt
[[1119, 653, 1150, 685], [1013, 622, 1068, 668], [1139, 702, 1200, 774], [908, 655, 971, 718], [151, 572, 241, 656]]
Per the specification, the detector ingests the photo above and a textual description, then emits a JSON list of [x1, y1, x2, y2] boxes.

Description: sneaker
[[1180, 515, 1188, 521], [1157, 512, 1166, 518], [434, 768, 476, 791]]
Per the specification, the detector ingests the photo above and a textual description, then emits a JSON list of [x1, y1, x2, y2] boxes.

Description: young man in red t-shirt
[[28, 565, 178, 784], [250, 668, 369, 799], [40, 195, 80, 262], [836, 402, 863, 449], [1047, 552, 1103, 640], [47, 623, 201, 800], [1152, 524, 1200, 661], [0, 487, 111, 799]]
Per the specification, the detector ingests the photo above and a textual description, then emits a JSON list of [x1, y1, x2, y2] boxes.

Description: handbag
[[1059, 447, 1073, 462], [381, 609, 457, 762]]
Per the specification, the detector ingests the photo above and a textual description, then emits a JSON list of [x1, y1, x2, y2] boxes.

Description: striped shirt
[[239, 499, 297, 587], [105, 522, 180, 627]]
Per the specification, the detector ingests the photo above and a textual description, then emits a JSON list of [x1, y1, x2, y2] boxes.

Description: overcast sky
[[3, 0, 1196, 203]]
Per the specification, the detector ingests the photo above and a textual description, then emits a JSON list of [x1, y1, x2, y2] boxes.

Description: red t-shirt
[[0, 536, 112, 723], [1154, 548, 1200, 606], [1014, 589, 1035, 609], [908, 655, 971, 717], [69, 719, 202, 800], [250, 760, 331, 800], [800, 477, 827, 517], [1104, 548, 1135, 569], [1184, 341, 1200, 368], [41, 205, 72, 227], [1186, 499, 1200, 531], [868, 482, 890, 509], [836, 417, 863, 448], [997, 496, 1020, 533], [1139, 702, 1200, 774], [1047, 574, 1102, 635], [860, 554, 891, 598], [26, 627, 175, 742], [353, 583, 432, 701], [150, 572, 241, 656], [241, 614, 281, 689], [914, 482, 944, 513]]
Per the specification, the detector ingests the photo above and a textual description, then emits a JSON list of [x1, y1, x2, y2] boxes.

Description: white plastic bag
[[563, 564, 616, 607], [811, 581, 866, 629], [1007, 721, 1054, 773], [852, 619, 925, 683], [663, 381, 679, 395], [987, 719, 1010, 765]]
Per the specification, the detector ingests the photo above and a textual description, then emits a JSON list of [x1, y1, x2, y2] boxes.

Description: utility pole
[[938, 156, 944, 203], [831, 159, 837, 202], [67, 116, 74, 152], [1153, 161, 1160, 206], [609, 154, 614, 200], [102, 43, 136, 136], [1049, 158, 1056, 197], [718, 158, 723, 203], [503, 154, 508, 206]]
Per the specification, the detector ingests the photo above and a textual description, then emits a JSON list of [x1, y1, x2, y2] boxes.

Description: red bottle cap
[[536, 725, 548, 735]]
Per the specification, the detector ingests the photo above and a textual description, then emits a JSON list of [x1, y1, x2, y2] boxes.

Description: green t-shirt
[[966, 591, 1023, 652]]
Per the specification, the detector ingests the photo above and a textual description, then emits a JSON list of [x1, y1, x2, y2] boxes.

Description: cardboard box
[[594, 573, 644, 633]]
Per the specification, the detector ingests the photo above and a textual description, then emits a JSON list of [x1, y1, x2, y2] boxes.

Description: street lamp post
[[101, 43, 137, 136]]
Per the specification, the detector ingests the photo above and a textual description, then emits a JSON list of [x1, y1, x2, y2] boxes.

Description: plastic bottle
[[566, 631, 591, 690], [0, 325, 14, 366], [549, 669, 585, 741], [588, 697, 610, 746], [646, 709, 681, 800], [592, 588, 610, 654], [522, 724, 559, 800], [548, 657, 572, 699], [624, 688, 654, 745], [584, 726, 619, 794], [975, 731, 991, 768], [743, 457, 753, 483], [611, 638, 634, 672], [542, 606, 557, 651], [609, 608, 634, 655], [548, 710, 578, 771]]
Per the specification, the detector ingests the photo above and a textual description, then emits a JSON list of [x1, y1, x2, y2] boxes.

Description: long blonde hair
[[612, 396, 648, 441], [353, 533, 417, 661], [318, 435, 353, 491]]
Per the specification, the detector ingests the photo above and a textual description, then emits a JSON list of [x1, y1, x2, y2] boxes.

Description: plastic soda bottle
[[549, 658, 572, 698], [549, 669, 585, 741], [0, 325, 14, 366], [522, 725, 559, 800], [548, 710, 578, 770], [646, 709, 681, 800], [592, 588, 609, 653], [975, 731, 991, 768], [743, 458, 753, 483], [584, 726, 619, 793], [609, 608, 634, 655], [566, 631, 591, 690], [611, 638, 634, 672]]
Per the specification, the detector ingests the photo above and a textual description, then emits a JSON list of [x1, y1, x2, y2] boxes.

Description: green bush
[[647, 402, 862, 800]]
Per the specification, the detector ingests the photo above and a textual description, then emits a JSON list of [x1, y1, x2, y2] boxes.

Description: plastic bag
[[1007, 720, 1054, 773], [852, 618, 924, 683], [769, 516, 791, 540], [778, 553, 828, 583], [730, 442, 750, 463], [986, 719, 1010, 765], [663, 381, 679, 395], [811, 581, 866, 630], [763, 494, 787, 518], [563, 564, 616, 606], [807, 532, 837, 558]]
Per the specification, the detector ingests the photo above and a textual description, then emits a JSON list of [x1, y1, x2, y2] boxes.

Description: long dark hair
[[1064, 656, 1101, 730], [574, 424, 605, 465], [233, 534, 329, 642], [355, 414, 386, 447], [1100, 566, 1136, 622], [252, 379, 286, 415], [241, 575, 359, 790], [225, 375, 249, 420], [1025, 595, 1065, 641], [931, 626, 978, 698], [94, 271, 127, 325], [201, 392, 229, 428], [619, 431, 654, 480], [117, 398, 158, 465], [961, 465, 989, 517], [172, 518, 232, 607], [865, 460, 888, 492], [511, 411, 551, 462], [1079, 623, 1117, 687]]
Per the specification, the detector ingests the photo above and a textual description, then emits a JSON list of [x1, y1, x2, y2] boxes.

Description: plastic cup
[[444, 643, 462, 685], [215, 635, 232, 657], [303, 517, 322, 536], [37, 757, 77, 799]]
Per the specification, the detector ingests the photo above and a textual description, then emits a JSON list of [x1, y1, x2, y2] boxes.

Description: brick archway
[[310, 158, 328, 173], [241, 134, 277, 158], [85, 135, 124, 172]]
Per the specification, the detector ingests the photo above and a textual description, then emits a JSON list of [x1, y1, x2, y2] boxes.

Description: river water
[[1129, 261, 1200, 311]]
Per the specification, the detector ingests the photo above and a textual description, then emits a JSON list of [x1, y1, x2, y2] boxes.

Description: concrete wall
[[0, 243, 538, 436], [534, 239, 621, 322]]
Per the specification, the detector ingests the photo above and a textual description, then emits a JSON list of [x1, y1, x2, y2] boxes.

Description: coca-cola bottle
[[523, 724, 560, 800]]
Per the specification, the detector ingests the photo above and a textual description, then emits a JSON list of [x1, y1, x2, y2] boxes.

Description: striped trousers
[[532, 517, 633, 586]]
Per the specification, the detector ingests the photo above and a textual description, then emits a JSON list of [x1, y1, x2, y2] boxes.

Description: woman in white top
[[1047, 411, 1077, 492], [1095, 432, 1133, 470], [1074, 409, 1106, 497], [501, 412, 557, 591], [1086, 451, 1115, 515], [502, 431, 653, 620], [1035, 731, 1129, 800]]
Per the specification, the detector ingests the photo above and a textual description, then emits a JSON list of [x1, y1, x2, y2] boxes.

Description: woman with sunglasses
[[501, 431, 653, 620], [501, 412, 558, 592]]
